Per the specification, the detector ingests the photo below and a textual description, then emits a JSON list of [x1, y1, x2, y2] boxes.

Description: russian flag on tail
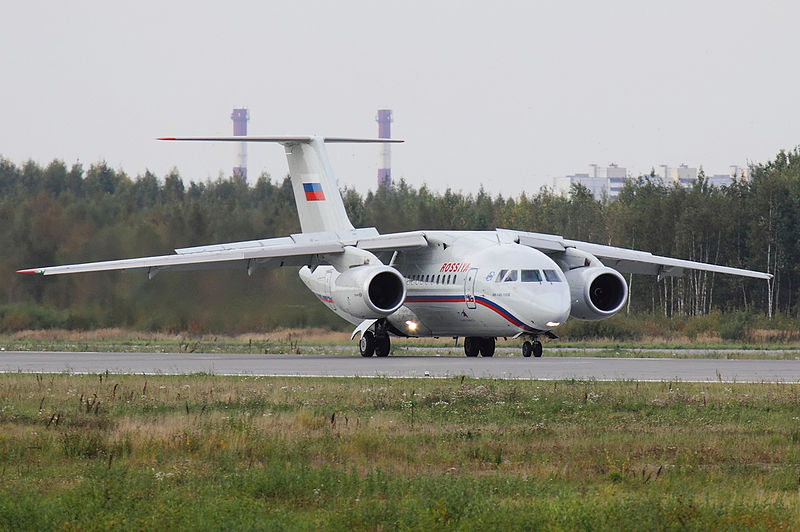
[[303, 182, 325, 201]]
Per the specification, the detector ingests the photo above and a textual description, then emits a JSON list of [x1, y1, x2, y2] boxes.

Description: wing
[[496, 228, 771, 280], [18, 228, 428, 277]]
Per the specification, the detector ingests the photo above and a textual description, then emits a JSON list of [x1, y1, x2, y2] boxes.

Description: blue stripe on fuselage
[[404, 294, 538, 333]]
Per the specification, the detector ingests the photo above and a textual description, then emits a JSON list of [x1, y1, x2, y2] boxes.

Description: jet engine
[[331, 265, 406, 319], [564, 266, 628, 321]]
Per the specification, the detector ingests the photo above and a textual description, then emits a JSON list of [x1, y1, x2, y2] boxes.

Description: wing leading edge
[[17, 229, 428, 277], [497, 228, 772, 280]]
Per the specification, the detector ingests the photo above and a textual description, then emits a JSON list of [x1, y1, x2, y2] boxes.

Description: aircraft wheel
[[464, 336, 480, 357], [522, 341, 533, 358], [375, 335, 391, 357], [479, 337, 495, 357], [533, 340, 543, 358], [359, 331, 375, 357]]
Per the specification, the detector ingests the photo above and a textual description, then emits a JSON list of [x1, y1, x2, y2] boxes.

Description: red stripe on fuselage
[[404, 294, 538, 332]]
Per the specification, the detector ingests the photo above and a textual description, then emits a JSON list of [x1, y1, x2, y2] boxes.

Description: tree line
[[1, 147, 799, 333]]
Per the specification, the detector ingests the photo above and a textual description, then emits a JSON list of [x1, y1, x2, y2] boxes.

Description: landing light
[[405, 320, 418, 331], [546, 321, 561, 328]]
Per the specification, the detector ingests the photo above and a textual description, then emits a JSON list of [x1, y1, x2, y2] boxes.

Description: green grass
[[1, 374, 799, 530]]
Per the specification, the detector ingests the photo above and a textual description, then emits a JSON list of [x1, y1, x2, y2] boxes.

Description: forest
[[1, 146, 799, 335]]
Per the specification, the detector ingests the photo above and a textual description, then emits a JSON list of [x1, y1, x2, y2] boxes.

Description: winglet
[[17, 269, 43, 275]]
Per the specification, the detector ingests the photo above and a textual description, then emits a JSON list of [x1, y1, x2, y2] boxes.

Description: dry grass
[[6, 328, 800, 357], [6, 327, 350, 344]]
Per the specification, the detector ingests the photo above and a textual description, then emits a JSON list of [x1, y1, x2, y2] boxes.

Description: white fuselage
[[299, 231, 572, 338]]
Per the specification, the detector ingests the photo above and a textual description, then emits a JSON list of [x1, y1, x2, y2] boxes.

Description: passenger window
[[521, 269, 542, 282], [496, 269, 508, 283], [504, 270, 518, 282], [425, 275, 429, 283], [543, 269, 562, 282], [436, 275, 441, 284]]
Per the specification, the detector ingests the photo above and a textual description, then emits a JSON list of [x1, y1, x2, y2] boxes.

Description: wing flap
[[175, 236, 296, 255], [357, 231, 428, 251]]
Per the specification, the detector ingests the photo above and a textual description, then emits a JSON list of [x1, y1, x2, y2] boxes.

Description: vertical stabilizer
[[284, 137, 354, 233], [158, 135, 403, 233]]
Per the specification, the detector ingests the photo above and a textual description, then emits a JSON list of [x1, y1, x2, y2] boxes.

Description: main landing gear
[[521, 340, 543, 358], [463, 336, 495, 357], [359, 320, 392, 357], [463, 336, 542, 358], [359, 331, 391, 357]]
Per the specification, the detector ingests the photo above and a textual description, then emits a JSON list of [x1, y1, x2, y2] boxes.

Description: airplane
[[18, 135, 771, 358]]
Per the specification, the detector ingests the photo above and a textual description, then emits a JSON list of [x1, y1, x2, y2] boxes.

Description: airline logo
[[439, 262, 471, 273], [303, 182, 325, 201]]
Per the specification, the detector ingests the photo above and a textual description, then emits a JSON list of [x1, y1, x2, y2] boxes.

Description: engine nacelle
[[564, 266, 628, 321], [331, 265, 406, 319]]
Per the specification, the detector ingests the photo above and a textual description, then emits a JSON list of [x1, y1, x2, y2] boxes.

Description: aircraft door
[[464, 268, 478, 309], [325, 269, 335, 309]]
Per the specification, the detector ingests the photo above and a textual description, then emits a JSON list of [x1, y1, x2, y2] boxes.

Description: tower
[[376, 109, 392, 189], [231, 108, 249, 181]]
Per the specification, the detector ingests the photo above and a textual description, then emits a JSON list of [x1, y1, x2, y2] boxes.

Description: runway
[[1, 350, 800, 382]]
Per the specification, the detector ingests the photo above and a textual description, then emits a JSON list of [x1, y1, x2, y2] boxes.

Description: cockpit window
[[503, 270, 518, 282], [543, 269, 562, 282], [495, 269, 508, 283], [521, 269, 542, 282]]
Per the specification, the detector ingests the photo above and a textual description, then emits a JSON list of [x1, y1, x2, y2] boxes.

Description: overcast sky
[[2, 1, 798, 196]]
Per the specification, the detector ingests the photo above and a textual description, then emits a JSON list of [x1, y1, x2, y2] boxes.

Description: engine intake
[[564, 266, 628, 321], [331, 265, 406, 319]]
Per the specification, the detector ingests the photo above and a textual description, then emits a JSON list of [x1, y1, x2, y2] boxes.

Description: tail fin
[[159, 135, 403, 233]]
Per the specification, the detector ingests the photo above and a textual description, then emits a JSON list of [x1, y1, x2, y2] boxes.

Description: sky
[[2, 1, 799, 197]]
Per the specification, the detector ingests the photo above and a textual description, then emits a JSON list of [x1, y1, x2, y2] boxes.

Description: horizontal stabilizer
[[158, 136, 403, 144]]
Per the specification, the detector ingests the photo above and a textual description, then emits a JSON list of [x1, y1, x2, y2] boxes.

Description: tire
[[479, 337, 495, 357], [522, 341, 533, 358], [533, 340, 543, 358], [375, 335, 391, 357], [359, 331, 375, 357], [464, 336, 480, 357]]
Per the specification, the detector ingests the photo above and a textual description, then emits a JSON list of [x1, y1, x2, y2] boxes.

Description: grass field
[[3, 328, 800, 359], [1, 373, 799, 530]]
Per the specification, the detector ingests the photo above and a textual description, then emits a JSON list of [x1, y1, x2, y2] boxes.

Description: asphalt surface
[[1, 350, 800, 382]]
